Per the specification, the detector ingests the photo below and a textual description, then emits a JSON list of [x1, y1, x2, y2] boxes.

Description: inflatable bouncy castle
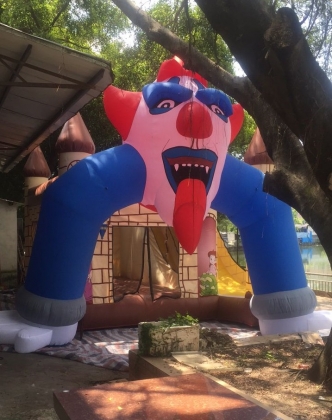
[[1, 56, 327, 353]]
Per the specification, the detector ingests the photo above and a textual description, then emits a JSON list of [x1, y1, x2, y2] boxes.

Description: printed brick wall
[[90, 203, 199, 303]]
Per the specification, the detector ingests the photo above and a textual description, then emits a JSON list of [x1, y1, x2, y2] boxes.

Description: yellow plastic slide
[[216, 232, 252, 297]]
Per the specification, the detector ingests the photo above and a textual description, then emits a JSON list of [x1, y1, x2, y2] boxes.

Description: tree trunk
[[196, 0, 332, 201], [308, 328, 332, 387]]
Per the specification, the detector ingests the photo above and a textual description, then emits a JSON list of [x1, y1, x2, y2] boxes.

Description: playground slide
[[216, 231, 252, 297]]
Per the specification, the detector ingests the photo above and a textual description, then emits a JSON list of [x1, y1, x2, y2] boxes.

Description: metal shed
[[0, 23, 113, 173]]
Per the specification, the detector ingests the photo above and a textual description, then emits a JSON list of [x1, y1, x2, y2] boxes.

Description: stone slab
[[233, 333, 301, 347], [54, 372, 292, 420], [171, 351, 243, 372], [234, 331, 326, 347], [300, 332, 325, 345], [128, 349, 196, 381]]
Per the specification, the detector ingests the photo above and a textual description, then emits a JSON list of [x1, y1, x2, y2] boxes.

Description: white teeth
[[173, 163, 209, 173]]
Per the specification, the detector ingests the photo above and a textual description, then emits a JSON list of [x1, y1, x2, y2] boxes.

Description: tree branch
[[27, 0, 41, 30], [50, 0, 71, 28]]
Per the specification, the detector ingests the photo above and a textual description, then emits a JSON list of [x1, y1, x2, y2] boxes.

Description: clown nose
[[173, 179, 206, 254]]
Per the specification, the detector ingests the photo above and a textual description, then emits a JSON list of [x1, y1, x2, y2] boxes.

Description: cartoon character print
[[199, 249, 218, 296], [208, 250, 217, 276]]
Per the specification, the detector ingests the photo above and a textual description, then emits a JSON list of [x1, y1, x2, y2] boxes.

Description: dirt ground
[[200, 329, 332, 420], [2, 293, 332, 419], [2, 338, 331, 420], [0, 352, 128, 420]]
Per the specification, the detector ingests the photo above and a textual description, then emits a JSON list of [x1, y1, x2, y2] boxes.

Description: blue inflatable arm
[[212, 154, 307, 295], [17, 144, 146, 326]]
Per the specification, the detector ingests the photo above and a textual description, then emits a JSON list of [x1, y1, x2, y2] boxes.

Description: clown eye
[[195, 88, 232, 122], [210, 104, 225, 116], [149, 98, 180, 115], [143, 82, 192, 115], [156, 99, 176, 109]]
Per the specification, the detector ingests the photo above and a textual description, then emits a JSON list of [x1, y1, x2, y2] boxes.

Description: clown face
[[103, 57, 243, 253]]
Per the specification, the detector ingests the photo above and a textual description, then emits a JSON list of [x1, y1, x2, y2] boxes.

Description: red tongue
[[173, 179, 206, 254]]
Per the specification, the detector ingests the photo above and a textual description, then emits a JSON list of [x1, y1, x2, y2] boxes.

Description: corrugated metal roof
[[0, 23, 113, 173]]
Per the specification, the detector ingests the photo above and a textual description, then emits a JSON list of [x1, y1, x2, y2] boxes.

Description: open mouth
[[162, 147, 217, 193]]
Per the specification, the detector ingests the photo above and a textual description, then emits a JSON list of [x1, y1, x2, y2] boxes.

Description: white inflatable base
[[259, 310, 332, 335], [0, 310, 77, 353]]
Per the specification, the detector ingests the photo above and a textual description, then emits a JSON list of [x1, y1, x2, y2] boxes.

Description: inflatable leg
[[212, 154, 317, 334], [0, 144, 146, 352], [0, 310, 77, 353]]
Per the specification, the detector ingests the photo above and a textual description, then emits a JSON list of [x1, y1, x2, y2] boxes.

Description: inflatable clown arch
[[0, 57, 321, 353]]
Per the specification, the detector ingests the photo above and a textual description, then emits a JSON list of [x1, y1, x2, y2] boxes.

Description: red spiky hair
[[156, 56, 208, 87]]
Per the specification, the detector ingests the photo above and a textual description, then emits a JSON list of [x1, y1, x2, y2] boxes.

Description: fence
[[306, 272, 332, 293]]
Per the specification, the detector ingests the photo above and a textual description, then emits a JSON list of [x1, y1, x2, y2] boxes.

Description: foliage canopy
[[0, 0, 255, 202]]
